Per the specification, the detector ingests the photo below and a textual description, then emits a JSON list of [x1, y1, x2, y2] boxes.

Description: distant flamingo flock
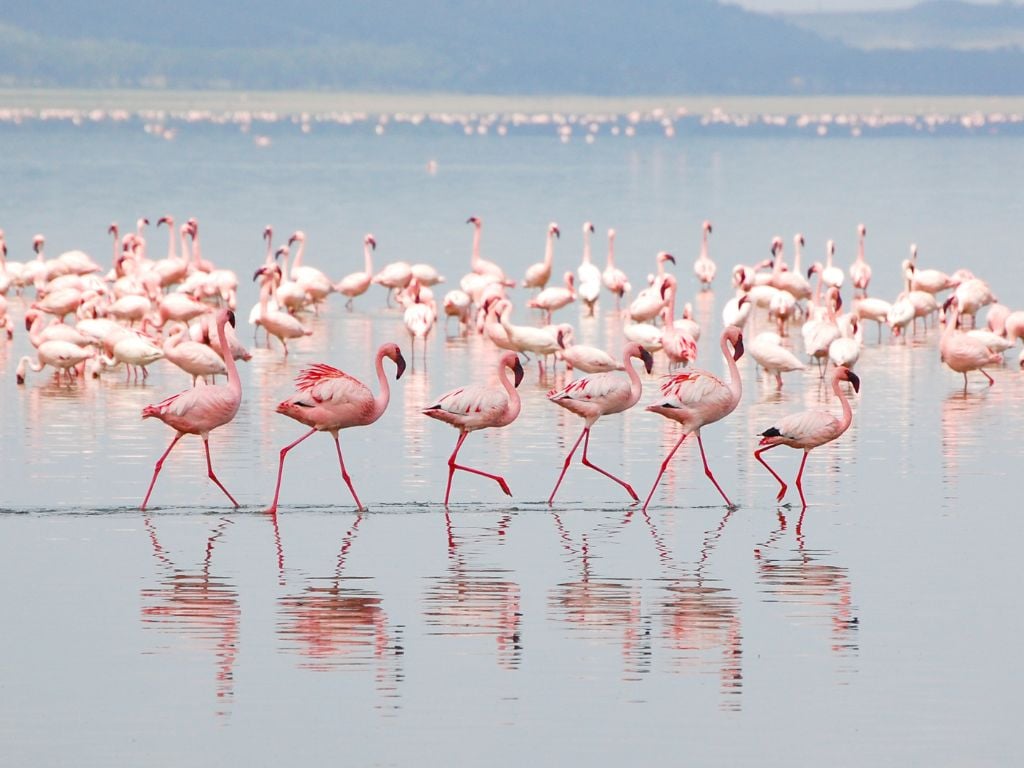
[[3, 216, 1019, 511]]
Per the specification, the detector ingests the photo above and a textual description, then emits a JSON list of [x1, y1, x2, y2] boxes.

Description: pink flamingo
[[940, 295, 1001, 390], [140, 309, 242, 510], [849, 224, 871, 296], [547, 342, 654, 504], [754, 365, 860, 508], [268, 343, 406, 513], [643, 326, 744, 510], [422, 351, 525, 507], [693, 220, 716, 290]]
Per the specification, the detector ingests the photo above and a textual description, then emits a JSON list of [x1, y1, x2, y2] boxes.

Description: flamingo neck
[[581, 231, 591, 266], [216, 317, 241, 394], [721, 334, 742, 404], [832, 372, 854, 435], [371, 346, 391, 422], [363, 243, 374, 275], [701, 230, 709, 261], [497, 362, 522, 422], [622, 349, 644, 405], [471, 224, 482, 268], [856, 235, 865, 264], [293, 238, 305, 270], [164, 225, 176, 262], [606, 236, 616, 268], [793, 243, 802, 272]]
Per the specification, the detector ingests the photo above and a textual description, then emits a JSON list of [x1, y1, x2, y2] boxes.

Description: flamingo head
[[288, 230, 305, 246], [724, 326, 744, 361], [910, 243, 918, 260], [364, 233, 377, 249], [703, 220, 713, 235], [32, 235, 44, 253], [858, 223, 867, 238], [583, 221, 594, 234], [807, 262, 822, 279], [771, 236, 783, 255], [564, 271, 575, 286], [550, 222, 561, 238], [157, 216, 173, 228], [607, 228, 616, 240], [639, 346, 654, 374], [658, 251, 676, 266], [505, 354, 525, 388], [274, 245, 289, 261], [382, 343, 406, 379], [827, 286, 843, 312], [466, 215, 481, 226], [253, 264, 282, 282], [262, 225, 273, 241], [827, 239, 835, 257], [795, 233, 805, 247], [187, 218, 198, 234], [838, 366, 861, 393]]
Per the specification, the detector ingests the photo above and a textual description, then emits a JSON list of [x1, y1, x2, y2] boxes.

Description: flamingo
[[821, 240, 844, 290], [905, 244, 952, 295], [140, 309, 242, 510], [523, 222, 560, 290], [754, 365, 860, 508], [16, 341, 93, 385], [288, 230, 333, 309], [748, 331, 806, 389], [528, 271, 575, 324], [849, 224, 871, 296], [253, 265, 313, 355], [153, 215, 189, 288], [693, 220, 716, 290], [577, 222, 602, 314], [268, 343, 406, 513], [403, 280, 437, 368], [602, 228, 631, 307], [940, 296, 1002, 390], [546, 342, 654, 504], [335, 234, 376, 309], [628, 252, 675, 322], [162, 323, 228, 384], [643, 326, 744, 509], [422, 351, 525, 507], [466, 215, 508, 282], [556, 328, 623, 374]]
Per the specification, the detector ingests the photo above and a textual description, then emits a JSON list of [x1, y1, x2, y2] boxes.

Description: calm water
[[1, 114, 1022, 766]]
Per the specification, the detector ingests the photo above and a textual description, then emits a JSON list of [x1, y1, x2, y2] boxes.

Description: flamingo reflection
[[755, 509, 859, 657], [422, 511, 522, 669], [274, 513, 403, 701], [140, 516, 240, 716]]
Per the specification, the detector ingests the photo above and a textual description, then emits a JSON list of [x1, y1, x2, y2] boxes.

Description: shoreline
[[2, 89, 1024, 117]]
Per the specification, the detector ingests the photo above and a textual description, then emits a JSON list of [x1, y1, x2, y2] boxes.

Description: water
[[1, 110, 1022, 766]]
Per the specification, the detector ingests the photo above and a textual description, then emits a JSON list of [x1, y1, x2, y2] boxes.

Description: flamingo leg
[[696, 432, 733, 507], [548, 427, 587, 505], [332, 432, 365, 511], [203, 437, 240, 508], [445, 431, 512, 507], [793, 450, 811, 509], [642, 432, 688, 511], [581, 427, 639, 502], [141, 432, 185, 510], [754, 444, 788, 502], [982, 369, 995, 387], [267, 426, 317, 514]]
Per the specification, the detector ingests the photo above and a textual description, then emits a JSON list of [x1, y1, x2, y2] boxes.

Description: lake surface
[[1, 102, 1022, 766]]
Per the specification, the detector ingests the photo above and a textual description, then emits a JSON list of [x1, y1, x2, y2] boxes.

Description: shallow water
[[1, 118, 1022, 766]]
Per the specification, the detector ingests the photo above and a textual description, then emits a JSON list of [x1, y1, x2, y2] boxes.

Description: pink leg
[[581, 428, 639, 502], [203, 437, 239, 508], [981, 369, 995, 387], [266, 427, 317, 514], [642, 433, 688, 511], [548, 427, 587, 505], [696, 433, 733, 507], [793, 450, 811, 509], [445, 431, 512, 507], [332, 433, 365, 511], [141, 432, 185, 510], [754, 444, 788, 502]]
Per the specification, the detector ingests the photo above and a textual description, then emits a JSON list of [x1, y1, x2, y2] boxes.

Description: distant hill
[[786, 0, 1024, 51], [1, 0, 1024, 94]]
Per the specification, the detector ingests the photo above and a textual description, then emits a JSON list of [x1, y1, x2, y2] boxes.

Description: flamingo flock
[[3, 215, 1018, 512]]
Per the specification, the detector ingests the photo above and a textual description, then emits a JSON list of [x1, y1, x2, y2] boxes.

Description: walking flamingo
[[268, 343, 406, 513], [643, 326, 744, 510], [753, 365, 860, 508], [546, 342, 654, 504], [140, 309, 242, 510], [422, 351, 525, 507], [693, 220, 716, 290]]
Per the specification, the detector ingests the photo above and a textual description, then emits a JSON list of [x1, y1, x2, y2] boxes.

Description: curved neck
[[720, 334, 742, 404], [216, 317, 240, 393], [622, 349, 644, 406], [831, 373, 854, 435], [363, 242, 374, 274], [371, 347, 392, 422], [497, 362, 522, 422], [293, 238, 305, 269]]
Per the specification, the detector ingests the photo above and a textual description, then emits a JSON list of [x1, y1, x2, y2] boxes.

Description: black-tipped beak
[[664, 254, 676, 265], [807, 266, 815, 279], [253, 267, 266, 281], [640, 347, 654, 373], [733, 337, 744, 361], [847, 371, 861, 393], [226, 310, 236, 328], [394, 352, 407, 380], [512, 358, 525, 387], [942, 295, 955, 312], [288, 235, 297, 245], [553, 227, 560, 238], [557, 329, 565, 349], [738, 294, 749, 308], [157, 217, 168, 227]]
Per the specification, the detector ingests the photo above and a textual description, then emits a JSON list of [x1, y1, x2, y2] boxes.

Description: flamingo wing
[[292, 364, 370, 407], [548, 372, 627, 403]]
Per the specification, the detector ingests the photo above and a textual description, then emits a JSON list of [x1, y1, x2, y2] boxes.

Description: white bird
[[16, 340, 94, 385], [693, 220, 716, 290], [523, 222, 560, 290], [335, 234, 376, 309], [821, 240, 844, 290], [602, 228, 631, 307], [528, 271, 576, 324], [748, 331, 805, 388]]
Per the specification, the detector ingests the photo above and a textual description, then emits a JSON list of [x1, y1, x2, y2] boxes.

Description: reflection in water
[[140, 516, 240, 717], [422, 511, 522, 670], [548, 512, 651, 680], [755, 510, 859, 660], [275, 513, 403, 706]]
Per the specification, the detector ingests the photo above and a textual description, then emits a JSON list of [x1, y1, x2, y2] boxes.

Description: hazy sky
[[732, 0, 1001, 11]]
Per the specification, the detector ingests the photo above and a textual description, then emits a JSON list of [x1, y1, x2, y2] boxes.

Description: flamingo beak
[[557, 329, 565, 349], [226, 310, 236, 328], [394, 351, 407, 380], [733, 337, 744, 361], [807, 266, 815, 279], [512, 358, 525, 387], [847, 370, 861, 393], [253, 267, 265, 281], [640, 347, 654, 373], [738, 294, 750, 308], [664, 254, 676, 265]]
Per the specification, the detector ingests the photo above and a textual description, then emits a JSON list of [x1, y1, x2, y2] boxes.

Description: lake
[[1, 94, 1022, 766]]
